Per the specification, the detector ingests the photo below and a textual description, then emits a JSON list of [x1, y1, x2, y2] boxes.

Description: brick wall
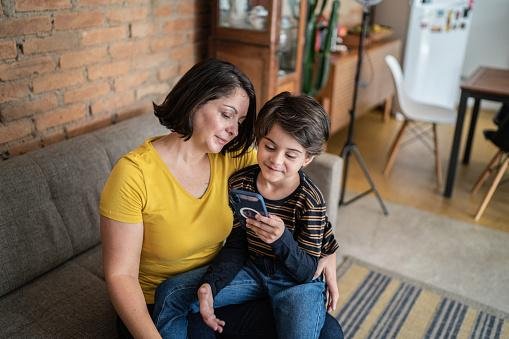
[[0, 0, 210, 159]]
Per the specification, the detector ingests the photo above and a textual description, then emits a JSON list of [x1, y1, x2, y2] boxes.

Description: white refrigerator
[[403, 0, 474, 109]]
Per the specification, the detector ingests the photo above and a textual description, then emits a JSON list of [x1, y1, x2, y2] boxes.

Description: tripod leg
[[351, 146, 389, 215], [339, 145, 353, 205]]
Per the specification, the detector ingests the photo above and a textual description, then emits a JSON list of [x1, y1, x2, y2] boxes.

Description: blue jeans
[[153, 258, 326, 339]]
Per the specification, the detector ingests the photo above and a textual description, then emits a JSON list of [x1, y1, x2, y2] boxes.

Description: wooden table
[[444, 67, 509, 197]]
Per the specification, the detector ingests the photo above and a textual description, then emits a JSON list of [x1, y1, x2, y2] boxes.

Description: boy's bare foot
[[198, 283, 225, 333]]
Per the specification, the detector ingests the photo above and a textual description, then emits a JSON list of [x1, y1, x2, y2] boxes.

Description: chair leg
[[384, 120, 409, 177], [432, 123, 443, 189], [474, 156, 509, 221], [471, 150, 503, 195]]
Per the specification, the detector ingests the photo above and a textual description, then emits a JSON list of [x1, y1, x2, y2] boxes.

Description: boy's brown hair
[[255, 91, 330, 156]]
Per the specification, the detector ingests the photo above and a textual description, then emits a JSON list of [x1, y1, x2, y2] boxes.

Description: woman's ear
[[302, 154, 315, 168]]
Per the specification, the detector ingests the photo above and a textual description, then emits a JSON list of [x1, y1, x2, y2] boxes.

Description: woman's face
[[192, 88, 249, 153]]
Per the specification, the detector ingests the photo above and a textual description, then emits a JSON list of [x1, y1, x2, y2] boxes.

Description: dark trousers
[[117, 300, 343, 339]]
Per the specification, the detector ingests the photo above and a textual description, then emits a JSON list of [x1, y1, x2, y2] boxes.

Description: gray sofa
[[0, 113, 343, 338]]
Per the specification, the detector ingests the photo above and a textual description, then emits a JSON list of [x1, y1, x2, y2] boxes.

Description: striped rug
[[332, 258, 509, 339]]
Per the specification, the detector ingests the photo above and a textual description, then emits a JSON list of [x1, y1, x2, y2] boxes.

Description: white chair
[[383, 55, 456, 189]]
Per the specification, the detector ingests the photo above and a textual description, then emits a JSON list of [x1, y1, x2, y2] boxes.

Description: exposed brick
[[136, 83, 170, 100], [23, 33, 79, 55], [15, 0, 72, 12], [0, 81, 30, 103], [41, 128, 66, 147], [125, 0, 150, 5], [1, 94, 58, 121], [32, 69, 85, 93], [175, 1, 197, 16], [0, 39, 17, 59], [81, 25, 127, 46], [54, 11, 104, 30], [157, 64, 178, 81], [65, 113, 112, 138], [60, 46, 108, 69], [0, 56, 55, 81], [35, 103, 87, 130], [169, 44, 196, 62], [106, 7, 149, 23], [154, 3, 172, 17], [109, 40, 150, 59], [88, 60, 130, 80], [132, 52, 167, 70], [0, 16, 51, 37], [5, 137, 42, 157], [78, 0, 123, 6], [64, 80, 111, 104], [163, 18, 194, 33], [0, 119, 33, 144], [91, 91, 134, 115], [114, 70, 150, 92], [178, 60, 200, 77], [150, 34, 187, 52], [131, 22, 154, 38], [114, 99, 151, 122]]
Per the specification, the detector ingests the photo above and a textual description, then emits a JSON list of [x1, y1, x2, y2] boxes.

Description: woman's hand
[[314, 254, 339, 312], [245, 214, 285, 244]]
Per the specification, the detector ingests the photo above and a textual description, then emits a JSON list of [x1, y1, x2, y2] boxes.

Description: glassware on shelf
[[278, 0, 300, 75], [218, 0, 269, 31]]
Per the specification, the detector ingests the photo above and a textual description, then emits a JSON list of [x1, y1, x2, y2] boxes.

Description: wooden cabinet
[[317, 39, 402, 134], [209, 0, 307, 108]]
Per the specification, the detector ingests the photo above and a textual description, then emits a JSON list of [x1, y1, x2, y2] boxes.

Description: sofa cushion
[[29, 135, 112, 256], [0, 251, 116, 338], [0, 155, 73, 297], [73, 244, 104, 279], [93, 113, 166, 165]]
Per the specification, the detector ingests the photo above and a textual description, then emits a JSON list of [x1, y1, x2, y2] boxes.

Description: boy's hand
[[314, 255, 339, 312], [245, 214, 285, 244], [197, 283, 225, 333]]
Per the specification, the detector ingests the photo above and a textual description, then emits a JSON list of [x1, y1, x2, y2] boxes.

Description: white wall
[[461, 0, 509, 78], [374, 0, 508, 109], [372, 0, 410, 61], [374, 0, 509, 77]]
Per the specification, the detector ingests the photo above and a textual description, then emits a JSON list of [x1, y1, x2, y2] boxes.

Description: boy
[[197, 92, 339, 339]]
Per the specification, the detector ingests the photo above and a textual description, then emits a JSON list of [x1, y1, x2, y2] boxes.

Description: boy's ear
[[302, 155, 315, 168]]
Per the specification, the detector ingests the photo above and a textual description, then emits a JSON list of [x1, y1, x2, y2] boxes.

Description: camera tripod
[[339, 4, 388, 216]]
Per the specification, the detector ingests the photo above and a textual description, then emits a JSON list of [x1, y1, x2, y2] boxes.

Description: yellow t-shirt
[[99, 137, 257, 303]]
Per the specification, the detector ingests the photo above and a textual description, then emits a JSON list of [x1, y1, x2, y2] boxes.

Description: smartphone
[[229, 189, 268, 220]]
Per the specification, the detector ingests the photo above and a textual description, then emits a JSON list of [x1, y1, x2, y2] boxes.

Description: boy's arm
[[321, 218, 339, 256], [271, 201, 338, 283], [271, 228, 319, 283], [201, 216, 248, 296]]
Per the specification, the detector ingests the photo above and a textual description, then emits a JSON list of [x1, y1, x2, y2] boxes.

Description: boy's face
[[257, 123, 313, 186]]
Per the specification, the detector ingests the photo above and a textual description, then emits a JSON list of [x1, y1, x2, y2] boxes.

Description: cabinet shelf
[[317, 38, 402, 134], [209, 0, 306, 107]]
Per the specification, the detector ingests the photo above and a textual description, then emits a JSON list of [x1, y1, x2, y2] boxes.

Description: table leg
[[462, 98, 481, 164], [444, 91, 468, 198]]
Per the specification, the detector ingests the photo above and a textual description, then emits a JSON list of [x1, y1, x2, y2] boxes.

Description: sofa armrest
[[303, 152, 343, 228]]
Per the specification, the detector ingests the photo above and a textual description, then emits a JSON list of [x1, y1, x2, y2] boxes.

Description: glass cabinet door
[[218, 0, 270, 31], [278, 0, 300, 76]]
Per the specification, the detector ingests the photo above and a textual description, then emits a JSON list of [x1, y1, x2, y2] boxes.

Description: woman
[[100, 58, 341, 338]]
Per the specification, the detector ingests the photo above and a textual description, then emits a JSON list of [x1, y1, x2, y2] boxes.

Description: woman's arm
[[314, 254, 339, 312], [101, 216, 161, 339]]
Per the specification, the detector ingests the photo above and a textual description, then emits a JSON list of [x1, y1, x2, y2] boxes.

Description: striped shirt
[[228, 165, 339, 259]]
